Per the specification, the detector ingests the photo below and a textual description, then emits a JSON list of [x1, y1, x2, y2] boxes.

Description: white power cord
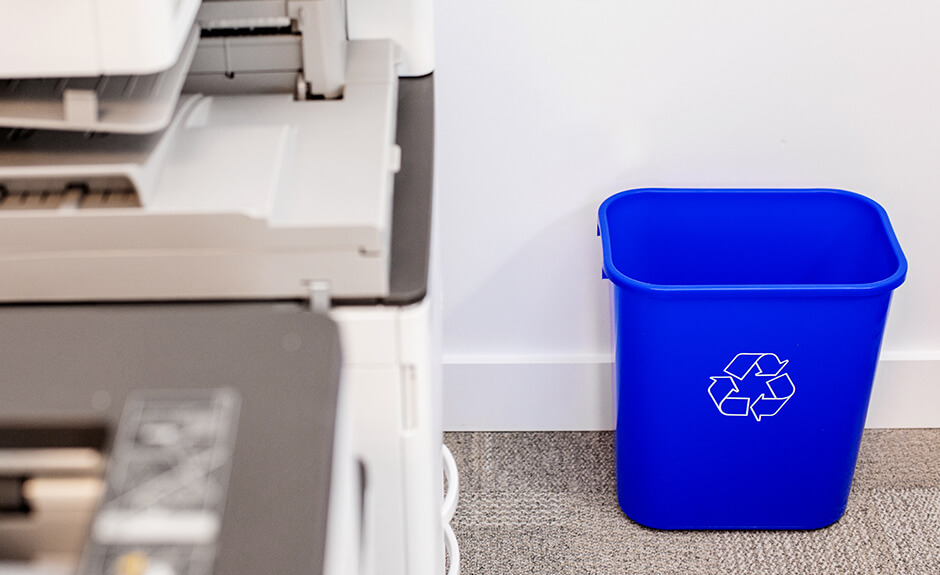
[[442, 444, 460, 575], [442, 444, 459, 524], [443, 522, 460, 575]]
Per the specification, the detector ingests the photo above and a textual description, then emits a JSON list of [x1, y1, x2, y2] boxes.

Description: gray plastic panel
[[376, 74, 435, 306], [0, 303, 340, 575]]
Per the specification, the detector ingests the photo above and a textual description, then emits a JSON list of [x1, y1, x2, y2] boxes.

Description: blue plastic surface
[[598, 189, 906, 530]]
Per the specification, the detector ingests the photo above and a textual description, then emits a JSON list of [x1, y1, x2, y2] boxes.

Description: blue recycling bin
[[598, 188, 906, 529]]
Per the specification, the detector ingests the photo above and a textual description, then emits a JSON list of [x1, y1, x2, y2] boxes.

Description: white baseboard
[[442, 353, 940, 431], [442, 356, 615, 431]]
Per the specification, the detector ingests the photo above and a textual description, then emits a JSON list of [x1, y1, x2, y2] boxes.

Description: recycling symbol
[[707, 353, 795, 421]]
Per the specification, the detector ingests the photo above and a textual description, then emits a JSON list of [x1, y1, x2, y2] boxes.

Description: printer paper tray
[[0, 27, 200, 134], [0, 41, 400, 302]]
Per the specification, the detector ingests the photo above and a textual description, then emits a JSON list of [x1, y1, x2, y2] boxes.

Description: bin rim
[[598, 188, 908, 298]]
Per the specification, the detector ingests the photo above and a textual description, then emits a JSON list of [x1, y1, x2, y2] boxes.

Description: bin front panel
[[612, 288, 892, 529]]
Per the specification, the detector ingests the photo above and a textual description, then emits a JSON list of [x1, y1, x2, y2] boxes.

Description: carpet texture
[[445, 430, 940, 575]]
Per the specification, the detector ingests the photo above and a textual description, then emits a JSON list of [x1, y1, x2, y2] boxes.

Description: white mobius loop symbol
[[707, 353, 795, 421]]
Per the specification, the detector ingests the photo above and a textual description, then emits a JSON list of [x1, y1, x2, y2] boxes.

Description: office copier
[[0, 1, 458, 575]]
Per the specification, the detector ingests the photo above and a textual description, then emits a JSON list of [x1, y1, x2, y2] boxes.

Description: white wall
[[436, 0, 940, 429]]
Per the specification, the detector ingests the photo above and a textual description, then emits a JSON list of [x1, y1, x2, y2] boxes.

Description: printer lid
[[0, 0, 202, 79]]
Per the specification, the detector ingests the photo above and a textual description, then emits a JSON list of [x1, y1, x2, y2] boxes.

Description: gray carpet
[[444, 430, 940, 575]]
